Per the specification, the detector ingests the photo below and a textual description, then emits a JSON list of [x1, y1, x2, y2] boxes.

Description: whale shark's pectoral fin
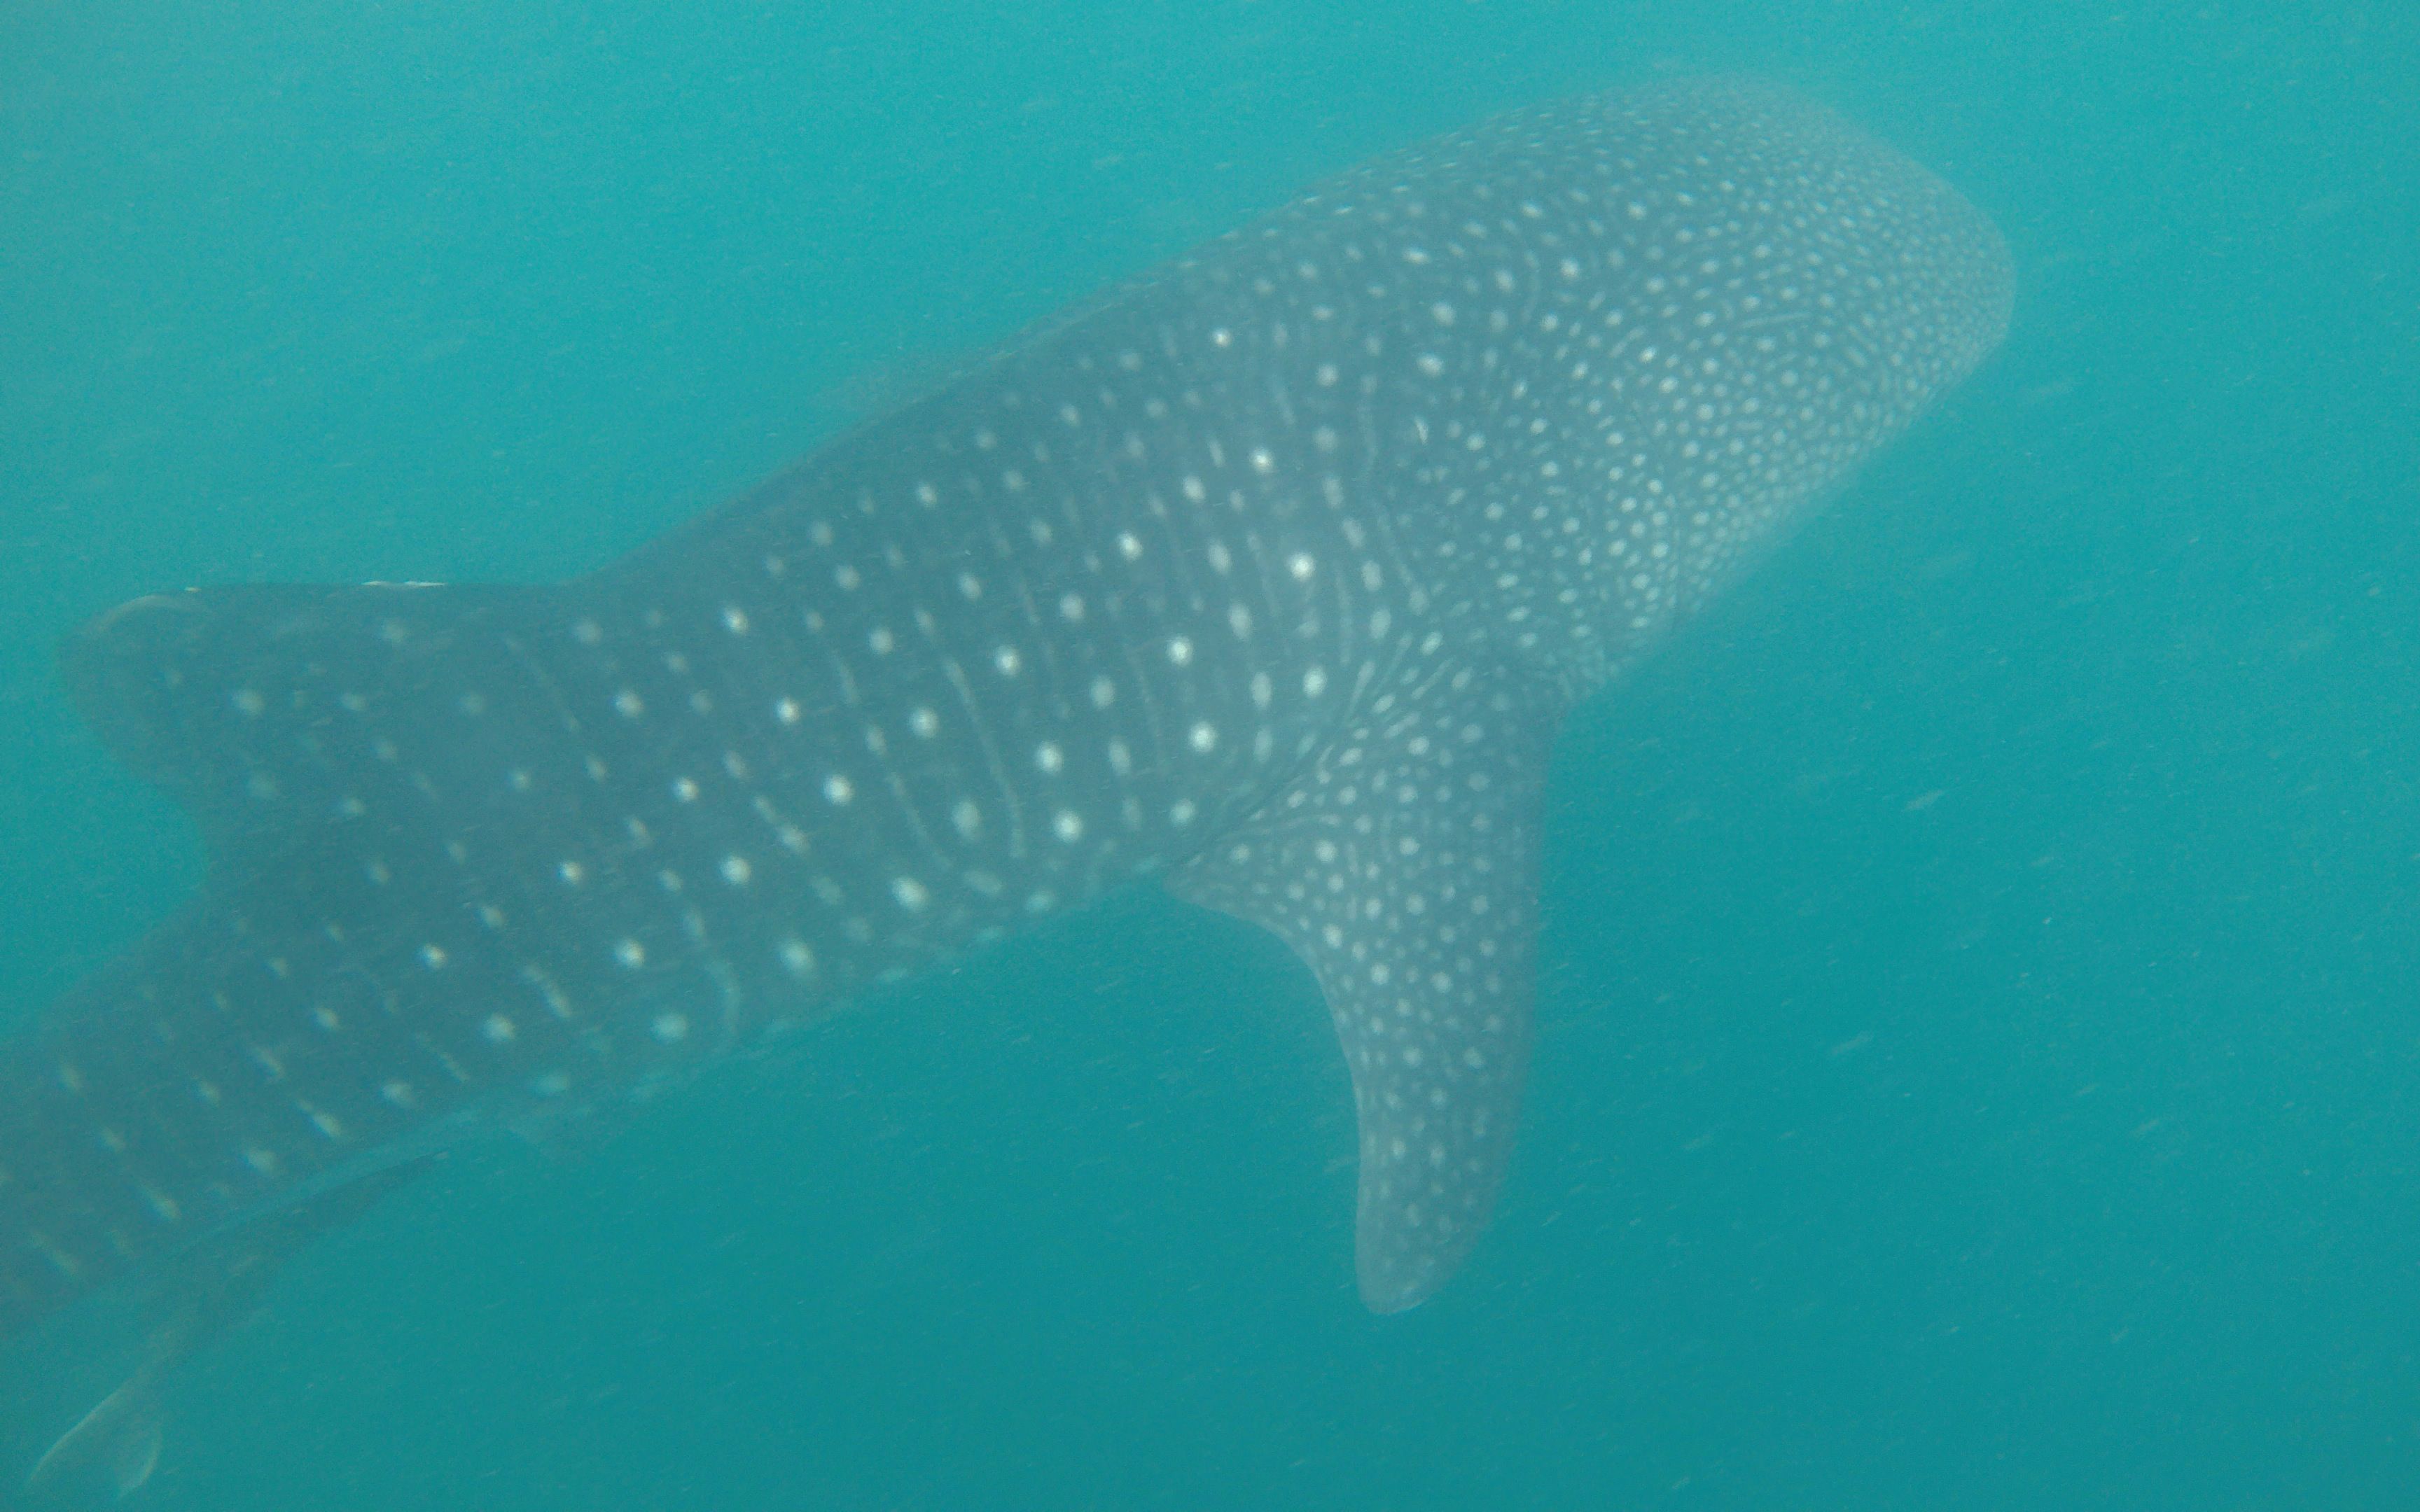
[[1170, 669, 1559, 1312]]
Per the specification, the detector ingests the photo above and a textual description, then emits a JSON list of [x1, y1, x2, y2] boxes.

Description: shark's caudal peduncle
[[3, 77, 2008, 1394]]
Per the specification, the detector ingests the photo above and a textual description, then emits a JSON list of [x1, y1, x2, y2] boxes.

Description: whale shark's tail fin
[[1171, 664, 1558, 1311]]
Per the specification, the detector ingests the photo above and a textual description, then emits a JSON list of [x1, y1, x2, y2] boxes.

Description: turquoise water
[[3, 1, 2417, 1505]]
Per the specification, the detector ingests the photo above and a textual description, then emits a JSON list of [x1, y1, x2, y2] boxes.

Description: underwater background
[[2, 0, 2416, 1505]]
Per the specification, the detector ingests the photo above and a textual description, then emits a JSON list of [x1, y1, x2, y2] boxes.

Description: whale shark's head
[[1225, 78, 2013, 696]]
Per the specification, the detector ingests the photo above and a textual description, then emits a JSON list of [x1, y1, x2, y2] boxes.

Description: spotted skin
[[1172, 667, 1562, 1307], [0, 80, 2010, 1335]]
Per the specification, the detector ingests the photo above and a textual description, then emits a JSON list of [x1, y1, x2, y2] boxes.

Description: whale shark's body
[[1, 80, 2008, 1436]]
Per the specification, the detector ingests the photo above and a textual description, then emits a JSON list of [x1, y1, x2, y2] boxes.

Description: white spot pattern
[[1172, 679, 1559, 1311], [0, 79, 2005, 1329]]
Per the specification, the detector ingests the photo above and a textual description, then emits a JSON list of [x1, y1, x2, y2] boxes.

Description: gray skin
[[1, 76, 2010, 1385]]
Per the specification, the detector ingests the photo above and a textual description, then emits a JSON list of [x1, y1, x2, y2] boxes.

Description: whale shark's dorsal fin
[[58, 583, 555, 860], [1170, 664, 1558, 1310]]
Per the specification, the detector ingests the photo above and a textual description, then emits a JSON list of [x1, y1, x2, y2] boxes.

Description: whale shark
[[1, 77, 2009, 1491]]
